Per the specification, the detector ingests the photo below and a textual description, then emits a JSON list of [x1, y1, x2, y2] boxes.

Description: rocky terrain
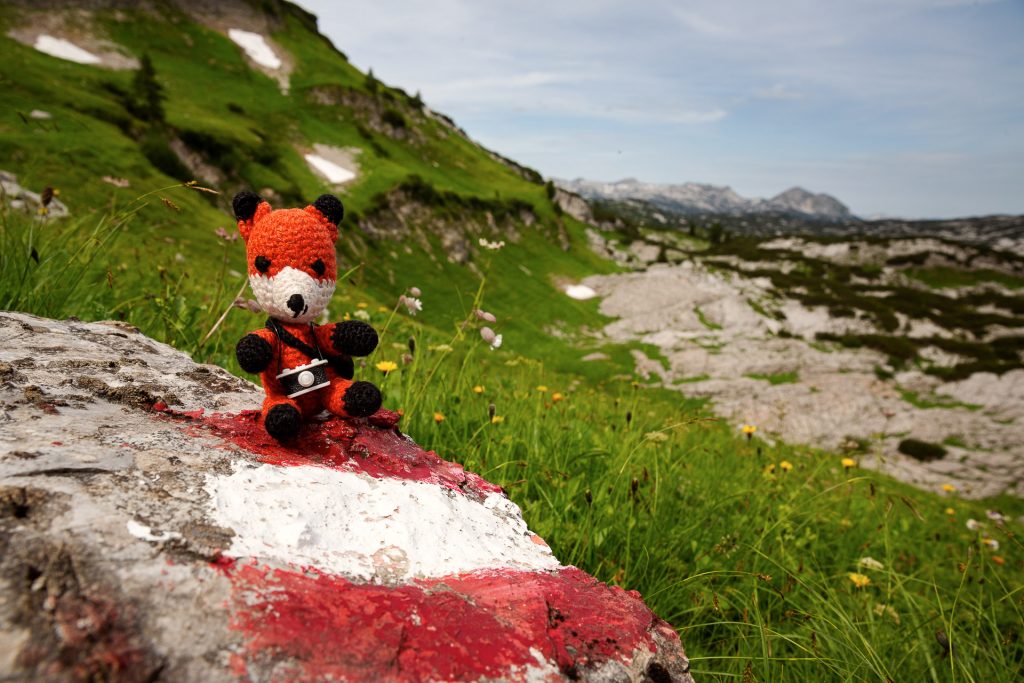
[[0, 312, 692, 682], [560, 179, 1024, 254], [581, 231, 1024, 499]]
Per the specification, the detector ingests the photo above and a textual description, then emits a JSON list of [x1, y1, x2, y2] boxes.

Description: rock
[[583, 260, 1024, 499], [553, 187, 594, 223], [0, 312, 692, 682], [0, 171, 69, 220]]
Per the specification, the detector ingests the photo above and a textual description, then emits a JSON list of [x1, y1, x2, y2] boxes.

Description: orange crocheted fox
[[232, 191, 381, 441]]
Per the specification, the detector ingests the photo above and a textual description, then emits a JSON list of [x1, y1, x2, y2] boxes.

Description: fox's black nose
[[287, 294, 305, 315]]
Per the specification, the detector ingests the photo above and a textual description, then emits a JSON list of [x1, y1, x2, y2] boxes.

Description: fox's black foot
[[343, 381, 382, 418], [265, 403, 301, 441]]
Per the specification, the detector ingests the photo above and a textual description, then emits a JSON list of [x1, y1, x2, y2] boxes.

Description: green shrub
[[382, 108, 408, 130], [139, 130, 191, 181]]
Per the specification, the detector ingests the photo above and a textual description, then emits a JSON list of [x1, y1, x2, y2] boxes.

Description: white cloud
[[672, 10, 737, 38], [754, 84, 803, 101]]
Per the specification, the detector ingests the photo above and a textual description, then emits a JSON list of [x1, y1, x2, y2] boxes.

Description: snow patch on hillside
[[33, 34, 101, 64], [304, 144, 360, 184], [228, 28, 281, 69], [305, 154, 355, 184], [565, 284, 597, 300]]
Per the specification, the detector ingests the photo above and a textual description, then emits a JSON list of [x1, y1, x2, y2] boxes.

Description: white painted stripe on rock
[[204, 462, 560, 581]]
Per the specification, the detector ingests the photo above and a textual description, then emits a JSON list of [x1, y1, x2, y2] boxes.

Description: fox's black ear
[[313, 194, 344, 225], [233, 190, 262, 221]]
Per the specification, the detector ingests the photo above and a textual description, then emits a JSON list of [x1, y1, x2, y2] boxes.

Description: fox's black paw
[[332, 320, 378, 357], [236, 334, 273, 373]]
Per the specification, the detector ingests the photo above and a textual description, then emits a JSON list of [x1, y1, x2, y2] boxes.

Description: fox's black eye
[[255, 255, 271, 273], [311, 259, 325, 277]]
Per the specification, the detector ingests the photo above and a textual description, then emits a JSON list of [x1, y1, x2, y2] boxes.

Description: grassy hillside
[[1, 2, 1022, 680]]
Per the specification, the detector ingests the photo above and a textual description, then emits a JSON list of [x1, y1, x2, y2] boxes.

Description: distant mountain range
[[557, 177, 853, 222]]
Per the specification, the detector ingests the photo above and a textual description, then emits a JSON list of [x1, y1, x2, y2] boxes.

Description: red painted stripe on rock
[[162, 408, 501, 498], [219, 562, 679, 682]]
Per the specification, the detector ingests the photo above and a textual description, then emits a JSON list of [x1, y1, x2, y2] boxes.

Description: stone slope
[[580, 257, 1024, 499], [0, 312, 692, 682]]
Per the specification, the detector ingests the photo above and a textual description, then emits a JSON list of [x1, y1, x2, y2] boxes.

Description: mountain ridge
[[558, 177, 854, 221]]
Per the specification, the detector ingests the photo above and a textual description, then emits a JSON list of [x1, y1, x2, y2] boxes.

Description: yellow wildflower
[[491, 415, 505, 424], [941, 483, 957, 493], [376, 360, 398, 374], [945, 507, 956, 515], [357, 302, 368, 309], [473, 385, 485, 394], [536, 385, 548, 392], [552, 392, 565, 403], [780, 460, 793, 472], [742, 424, 757, 435], [848, 573, 871, 588], [764, 463, 776, 474], [841, 457, 856, 469], [433, 412, 445, 424], [377, 306, 389, 313]]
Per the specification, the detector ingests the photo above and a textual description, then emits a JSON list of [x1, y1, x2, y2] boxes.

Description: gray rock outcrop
[[0, 311, 693, 682]]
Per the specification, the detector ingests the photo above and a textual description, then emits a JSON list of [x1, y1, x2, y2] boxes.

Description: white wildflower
[[475, 309, 497, 323], [966, 518, 980, 531], [478, 237, 506, 250], [981, 537, 999, 551], [408, 286, 422, 297], [858, 557, 885, 571], [985, 510, 1005, 524], [353, 309, 371, 321], [399, 295, 423, 316], [480, 327, 503, 350]]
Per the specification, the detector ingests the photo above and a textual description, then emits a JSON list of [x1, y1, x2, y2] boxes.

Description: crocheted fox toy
[[232, 191, 382, 441]]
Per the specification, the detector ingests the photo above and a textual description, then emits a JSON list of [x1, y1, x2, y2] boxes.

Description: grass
[[907, 266, 1024, 291], [899, 389, 983, 412], [3, 202, 1022, 681], [695, 306, 722, 331], [746, 371, 800, 385]]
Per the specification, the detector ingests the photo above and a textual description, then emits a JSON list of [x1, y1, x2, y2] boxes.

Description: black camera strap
[[266, 318, 324, 360]]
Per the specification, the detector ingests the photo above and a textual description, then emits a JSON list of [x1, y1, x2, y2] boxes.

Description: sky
[[298, 0, 1023, 219]]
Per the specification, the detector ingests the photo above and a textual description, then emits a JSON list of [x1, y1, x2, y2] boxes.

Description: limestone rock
[[0, 171, 69, 220], [0, 311, 692, 682]]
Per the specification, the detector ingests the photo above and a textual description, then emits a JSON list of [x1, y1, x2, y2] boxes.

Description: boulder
[[0, 311, 693, 682], [0, 171, 69, 220]]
